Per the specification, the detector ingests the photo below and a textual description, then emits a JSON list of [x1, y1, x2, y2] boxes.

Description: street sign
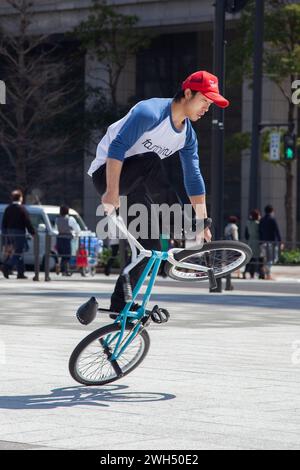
[[269, 132, 280, 161]]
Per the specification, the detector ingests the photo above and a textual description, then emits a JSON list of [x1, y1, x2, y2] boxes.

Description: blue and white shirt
[[88, 98, 205, 196]]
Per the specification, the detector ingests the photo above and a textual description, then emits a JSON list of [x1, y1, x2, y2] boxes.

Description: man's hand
[[189, 195, 212, 244], [101, 191, 120, 214], [196, 226, 212, 245]]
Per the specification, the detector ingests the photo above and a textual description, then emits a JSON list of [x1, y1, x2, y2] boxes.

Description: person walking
[[88, 70, 229, 313], [56, 206, 81, 275], [224, 215, 240, 290], [259, 205, 283, 280], [1, 189, 35, 279], [243, 209, 263, 279]]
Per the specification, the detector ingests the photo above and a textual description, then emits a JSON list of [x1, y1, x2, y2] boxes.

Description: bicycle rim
[[168, 243, 250, 281], [70, 325, 149, 385]]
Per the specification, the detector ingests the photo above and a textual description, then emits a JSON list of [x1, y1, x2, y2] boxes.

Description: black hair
[[60, 205, 69, 216], [173, 88, 198, 103], [11, 189, 23, 202], [250, 209, 260, 221], [265, 204, 274, 214]]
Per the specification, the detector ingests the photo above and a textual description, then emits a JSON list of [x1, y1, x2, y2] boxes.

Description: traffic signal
[[283, 133, 296, 161]]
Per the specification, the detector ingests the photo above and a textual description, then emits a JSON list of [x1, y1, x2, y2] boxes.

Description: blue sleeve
[[179, 126, 206, 196], [107, 102, 157, 161]]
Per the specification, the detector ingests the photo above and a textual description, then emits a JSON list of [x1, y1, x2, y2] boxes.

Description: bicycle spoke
[[74, 329, 146, 384], [171, 247, 247, 280]]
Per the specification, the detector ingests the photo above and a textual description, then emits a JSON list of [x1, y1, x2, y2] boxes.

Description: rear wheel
[[69, 323, 150, 386], [165, 240, 252, 282]]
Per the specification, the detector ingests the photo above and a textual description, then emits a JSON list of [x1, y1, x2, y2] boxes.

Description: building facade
[[0, 0, 298, 242]]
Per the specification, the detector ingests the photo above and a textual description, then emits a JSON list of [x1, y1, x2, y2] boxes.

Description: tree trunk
[[15, 144, 28, 194]]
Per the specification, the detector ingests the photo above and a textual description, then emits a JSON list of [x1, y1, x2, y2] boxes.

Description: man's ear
[[184, 88, 192, 100]]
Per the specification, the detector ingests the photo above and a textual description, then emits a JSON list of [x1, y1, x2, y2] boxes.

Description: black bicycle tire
[[69, 323, 150, 386], [165, 240, 252, 282]]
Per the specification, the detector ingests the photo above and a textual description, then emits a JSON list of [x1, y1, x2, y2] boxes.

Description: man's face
[[183, 90, 213, 121]]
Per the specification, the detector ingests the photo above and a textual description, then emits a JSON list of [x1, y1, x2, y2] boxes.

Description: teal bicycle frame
[[101, 213, 209, 362]]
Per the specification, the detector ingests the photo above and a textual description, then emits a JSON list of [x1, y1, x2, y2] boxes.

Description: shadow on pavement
[[3, 291, 300, 310], [0, 385, 176, 410]]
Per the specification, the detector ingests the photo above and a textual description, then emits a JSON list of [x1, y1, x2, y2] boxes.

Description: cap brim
[[203, 91, 230, 108]]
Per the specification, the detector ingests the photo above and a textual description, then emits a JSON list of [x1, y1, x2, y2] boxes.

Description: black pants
[[3, 229, 28, 276], [244, 257, 265, 278], [56, 236, 72, 273], [92, 154, 178, 311]]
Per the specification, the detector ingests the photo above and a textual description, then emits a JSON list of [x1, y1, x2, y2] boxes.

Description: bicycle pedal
[[150, 305, 170, 324]]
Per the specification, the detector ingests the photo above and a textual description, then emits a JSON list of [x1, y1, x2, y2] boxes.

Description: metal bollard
[[33, 233, 40, 282], [44, 232, 51, 282], [209, 277, 223, 293]]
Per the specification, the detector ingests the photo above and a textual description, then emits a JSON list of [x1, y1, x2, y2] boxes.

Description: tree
[[227, 0, 300, 244], [73, 0, 151, 109], [0, 0, 82, 198]]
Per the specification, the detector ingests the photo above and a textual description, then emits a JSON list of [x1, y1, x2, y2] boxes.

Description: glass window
[[29, 213, 46, 230], [47, 213, 87, 231]]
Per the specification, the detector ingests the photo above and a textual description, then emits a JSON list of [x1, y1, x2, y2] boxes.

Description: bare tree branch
[[0, 108, 18, 132], [0, 0, 82, 194]]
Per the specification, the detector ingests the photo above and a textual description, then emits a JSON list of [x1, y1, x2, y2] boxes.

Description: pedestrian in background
[[1, 189, 35, 279], [259, 205, 283, 281], [56, 206, 80, 276], [224, 215, 239, 242], [243, 209, 263, 279], [224, 215, 240, 290]]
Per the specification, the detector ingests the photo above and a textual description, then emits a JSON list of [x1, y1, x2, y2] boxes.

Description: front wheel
[[165, 240, 252, 282], [69, 324, 150, 386]]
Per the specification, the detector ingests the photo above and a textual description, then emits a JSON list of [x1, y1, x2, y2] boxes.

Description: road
[[0, 273, 299, 450]]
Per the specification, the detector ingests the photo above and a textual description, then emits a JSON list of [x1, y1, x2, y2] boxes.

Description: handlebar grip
[[204, 217, 213, 229]]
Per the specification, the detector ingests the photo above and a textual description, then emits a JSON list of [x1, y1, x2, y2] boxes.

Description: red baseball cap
[[182, 71, 230, 108]]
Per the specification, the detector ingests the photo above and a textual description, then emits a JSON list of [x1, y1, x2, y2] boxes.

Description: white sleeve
[[68, 216, 81, 234], [232, 224, 239, 241]]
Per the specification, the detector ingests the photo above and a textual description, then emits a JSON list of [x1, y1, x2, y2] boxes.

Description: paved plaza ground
[[0, 269, 299, 450]]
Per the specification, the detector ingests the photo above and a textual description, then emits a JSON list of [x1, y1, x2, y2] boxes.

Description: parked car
[[0, 204, 101, 271]]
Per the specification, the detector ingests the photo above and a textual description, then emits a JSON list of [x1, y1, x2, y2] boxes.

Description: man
[[259, 204, 282, 280], [88, 70, 230, 312], [56, 205, 81, 276], [1, 189, 35, 279]]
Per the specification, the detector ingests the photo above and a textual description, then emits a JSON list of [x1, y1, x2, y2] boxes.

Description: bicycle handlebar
[[104, 211, 212, 277]]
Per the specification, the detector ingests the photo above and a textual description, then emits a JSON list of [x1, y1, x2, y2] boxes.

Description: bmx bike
[[69, 214, 252, 386]]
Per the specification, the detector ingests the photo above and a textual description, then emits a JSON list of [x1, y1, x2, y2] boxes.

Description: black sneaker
[[1, 265, 10, 279], [17, 274, 28, 279]]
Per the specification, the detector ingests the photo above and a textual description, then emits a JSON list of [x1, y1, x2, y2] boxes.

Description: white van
[[0, 204, 100, 270]]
